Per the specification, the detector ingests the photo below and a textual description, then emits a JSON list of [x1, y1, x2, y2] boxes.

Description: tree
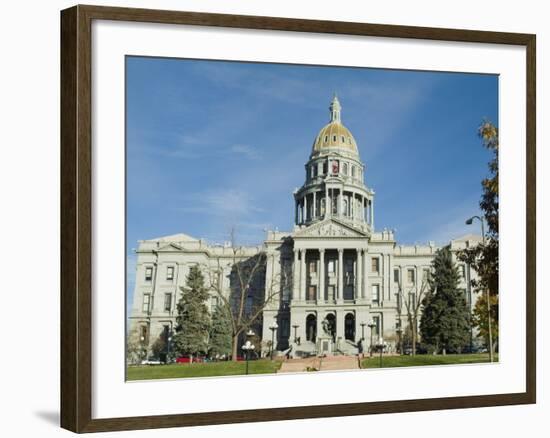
[[126, 327, 145, 365], [472, 292, 499, 351], [205, 229, 291, 361], [396, 275, 429, 355], [208, 304, 233, 358], [458, 120, 499, 357], [173, 265, 211, 358], [420, 246, 471, 354]]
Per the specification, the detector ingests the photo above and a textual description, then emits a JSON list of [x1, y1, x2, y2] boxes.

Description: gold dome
[[311, 95, 359, 157]]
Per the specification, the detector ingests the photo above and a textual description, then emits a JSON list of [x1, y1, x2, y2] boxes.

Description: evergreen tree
[[420, 246, 471, 354], [208, 304, 233, 358], [173, 265, 211, 357]]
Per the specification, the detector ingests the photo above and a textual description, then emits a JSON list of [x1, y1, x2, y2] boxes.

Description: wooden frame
[[60, 4, 536, 433]]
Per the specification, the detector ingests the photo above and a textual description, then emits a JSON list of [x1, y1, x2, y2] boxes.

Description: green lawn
[[361, 353, 497, 369], [127, 359, 283, 381]]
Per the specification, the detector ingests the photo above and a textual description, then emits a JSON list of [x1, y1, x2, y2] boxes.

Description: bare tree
[[203, 229, 291, 361], [397, 277, 429, 356]]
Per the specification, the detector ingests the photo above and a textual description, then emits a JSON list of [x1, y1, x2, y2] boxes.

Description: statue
[[321, 317, 334, 338]]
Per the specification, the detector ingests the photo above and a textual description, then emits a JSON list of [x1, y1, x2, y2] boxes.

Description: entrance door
[[306, 314, 317, 342], [344, 313, 355, 341]]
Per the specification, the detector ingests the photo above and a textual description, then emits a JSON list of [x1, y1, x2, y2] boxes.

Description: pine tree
[[420, 246, 471, 354], [173, 265, 211, 357], [208, 304, 233, 359]]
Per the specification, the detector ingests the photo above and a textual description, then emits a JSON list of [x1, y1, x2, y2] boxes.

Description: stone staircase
[[278, 356, 322, 373], [278, 354, 359, 373]]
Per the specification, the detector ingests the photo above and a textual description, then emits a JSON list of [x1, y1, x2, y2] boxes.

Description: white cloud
[[230, 144, 261, 160], [177, 189, 264, 216]]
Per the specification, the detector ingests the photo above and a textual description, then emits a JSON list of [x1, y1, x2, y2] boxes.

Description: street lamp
[[375, 338, 387, 368], [396, 325, 403, 355], [292, 324, 299, 344], [242, 329, 256, 375], [367, 320, 376, 358], [360, 322, 366, 341], [269, 321, 278, 360], [166, 336, 172, 363], [466, 215, 494, 363]]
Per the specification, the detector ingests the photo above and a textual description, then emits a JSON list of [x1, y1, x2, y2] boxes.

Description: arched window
[[341, 135, 345, 143], [343, 199, 348, 216], [324, 135, 328, 142], [333, 135, 337, 142], [351, 166, 356, 178], [343, 162, 348, 175]]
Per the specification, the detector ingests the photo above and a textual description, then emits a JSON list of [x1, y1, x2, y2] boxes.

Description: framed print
[[60, 4, 536, 433]]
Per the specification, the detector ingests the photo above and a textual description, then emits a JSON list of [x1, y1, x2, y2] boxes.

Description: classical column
[[313, 191, 317, 219], [304, 195, 308, 222], [295, 200, 298, 224], [370, 200, 375, 229], [337, 248, 344, 301], [293, 249, 299, 301], [356, 249, 362, 300], [338, 189, 343, 217], [363, 252, 369, 300], [326, 187, 330, 218], [300, 249, 307, 301], [319, 249, 325, 301]]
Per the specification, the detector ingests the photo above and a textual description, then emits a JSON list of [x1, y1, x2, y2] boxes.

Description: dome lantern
[[311, 96, 360, 158]]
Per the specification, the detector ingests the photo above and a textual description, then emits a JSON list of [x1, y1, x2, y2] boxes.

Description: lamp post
[[292, 324, 299, 344], [375, 338, 387, 368], [269, 321, 278, 360], [360, 322, 366, 341], [140, 335, 147, 363], [466, 215, 494, 363], [396, 325, 403, 355], [242, 329, 256, 375], [367, 320, 376, 358]]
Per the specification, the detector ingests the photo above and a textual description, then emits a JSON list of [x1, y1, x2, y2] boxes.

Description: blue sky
[[126, 56, 498, 301]]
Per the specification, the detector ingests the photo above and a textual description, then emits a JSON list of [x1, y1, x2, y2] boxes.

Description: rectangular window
[[371, 284, 380, 305], [393, 268, 399, 283], [327, 285, 335, 301], [166, 266, 174, 281], [245, 296, 253, 314], [423, 268, 430, 281], [142, 293, 151, 313], [309, 260, 317, 274], [163, 293, 172, 312], [409, 292, 416, 310], [328, 259, 335, 274], [211, 296, 219, 310], [140, 325, 148, 344], [145, 266, 153, 282], [371, 257, 380, 274], [307, 285, 316, 301], [372, 315, 381, 337], [407, 269, 415, 283]]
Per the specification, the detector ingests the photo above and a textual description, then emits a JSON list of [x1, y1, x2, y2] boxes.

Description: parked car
[[140, 359, 162, 365], [176, 355, 205, 364]]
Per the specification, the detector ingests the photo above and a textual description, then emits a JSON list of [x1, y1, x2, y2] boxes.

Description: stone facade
[[128, 96, 480, 360]]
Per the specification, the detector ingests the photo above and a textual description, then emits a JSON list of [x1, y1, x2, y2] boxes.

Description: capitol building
[[128, 96, 480, 359]]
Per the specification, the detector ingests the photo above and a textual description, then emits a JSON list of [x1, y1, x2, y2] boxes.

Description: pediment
[[293, 218, 368, 238], [156, 242, 185, 252]]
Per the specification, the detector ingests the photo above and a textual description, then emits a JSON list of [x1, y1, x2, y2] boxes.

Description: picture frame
[[60, 4, 536, 433]]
